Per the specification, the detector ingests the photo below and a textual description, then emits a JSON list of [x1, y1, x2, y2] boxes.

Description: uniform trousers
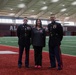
[[18, 44, 30, 67], [49, 45, 63, 68]]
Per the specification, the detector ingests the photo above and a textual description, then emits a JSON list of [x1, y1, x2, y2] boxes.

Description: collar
[[51, 21, 56, 24]]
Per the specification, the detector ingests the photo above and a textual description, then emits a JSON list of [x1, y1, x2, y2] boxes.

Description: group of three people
[[17, 14, 63, 70]]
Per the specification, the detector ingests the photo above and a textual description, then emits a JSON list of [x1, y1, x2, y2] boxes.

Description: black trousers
[[18, 45, 30, 66], [49, 45, 63, 68], [33, 46, 43, 66]]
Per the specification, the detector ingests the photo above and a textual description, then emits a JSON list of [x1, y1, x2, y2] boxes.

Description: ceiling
[[0, 0, 76, 22]]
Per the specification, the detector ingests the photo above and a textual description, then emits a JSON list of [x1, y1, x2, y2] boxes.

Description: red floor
[[0, 45, 76, 75]]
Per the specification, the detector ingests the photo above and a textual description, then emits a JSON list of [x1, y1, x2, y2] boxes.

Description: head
[[35, 19, 42, 28], [50, 14, 56, 22], [23, 17, 28, 24]]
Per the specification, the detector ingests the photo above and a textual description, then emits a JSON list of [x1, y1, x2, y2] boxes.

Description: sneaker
[[34, 65, 37, 68], [37, 65, 41, 68]]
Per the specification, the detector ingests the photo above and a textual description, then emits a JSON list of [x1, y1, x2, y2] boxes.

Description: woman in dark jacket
[[31, 19, 46, 68]]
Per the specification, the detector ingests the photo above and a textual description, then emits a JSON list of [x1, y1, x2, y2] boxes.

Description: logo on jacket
[[25, 28, 27, 30], [27, 27, 31, 30], [40, 30, 43, 33]]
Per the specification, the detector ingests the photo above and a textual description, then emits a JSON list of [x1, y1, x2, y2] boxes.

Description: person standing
[[31, 19, 46, 68], [17, 17, 31, 68], [48, 14, 63, 70]]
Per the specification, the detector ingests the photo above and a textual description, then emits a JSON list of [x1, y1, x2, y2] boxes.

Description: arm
[[58, 24, 63, 41], [17, 25, 21, 38], [43, 29, 46, 47]]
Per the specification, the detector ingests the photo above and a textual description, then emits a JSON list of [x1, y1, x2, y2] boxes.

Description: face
[[23, 17, 28, 24], [36, 19, 41, 26], [50, 16, 56, 21]]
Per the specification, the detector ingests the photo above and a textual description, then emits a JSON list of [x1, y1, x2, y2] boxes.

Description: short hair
[[24, 17, 27, 18], [50, 14, 56, 17]]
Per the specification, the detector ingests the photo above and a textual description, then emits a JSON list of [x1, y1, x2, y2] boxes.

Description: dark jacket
[[48, 21, 63, 46], [31, 27, 46, 47], [17, 24, 31, 46]]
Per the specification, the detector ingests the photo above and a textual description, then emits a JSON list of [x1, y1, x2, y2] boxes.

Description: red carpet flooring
[[0, 45, 76, 75]]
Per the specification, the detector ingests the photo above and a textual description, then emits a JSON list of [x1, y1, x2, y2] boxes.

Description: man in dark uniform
[[17, 17, 31, 68], [48, 14, 63, 70]]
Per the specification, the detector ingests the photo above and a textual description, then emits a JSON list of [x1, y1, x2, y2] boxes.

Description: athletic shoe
[[34, 65, 37, 68], [37, 65, 41, 68]]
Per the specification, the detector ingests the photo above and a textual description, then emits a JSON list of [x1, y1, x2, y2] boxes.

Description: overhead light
[[60, 4, 65, 7], [17, 3, 26, 8], [40, 1, 46, 4], [8, 13, 15, 16], [10, 8, 13, 10], [42, 1, 46, 4], [71, 1, 76, 5], [30, 15, 37, 18], [40, 6, 48, 10], [51, 0, 59, 3], [60, 8, 67, 12], [6, 7, 13, 10], [20, 0, 23, 1], [65, 13, 68, 16], [31, 10, 35, 12], [65, 17, 69, 20], [49, 12, 53, 14], [62, 4, 65, 7]]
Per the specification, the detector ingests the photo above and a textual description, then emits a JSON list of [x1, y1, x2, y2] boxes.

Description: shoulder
[[48, 23, 51, 28], [42, 27, 45, 30], [55, 22, 62, 26], [55, 22, 61, 25], [18, 24, 22, 26], [31, 27, 36, 31], [48, 23, 51, 26], [55, 22, 63, 29], [17, 24, 22, 28]]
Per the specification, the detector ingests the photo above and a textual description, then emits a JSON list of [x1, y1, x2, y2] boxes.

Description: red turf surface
[[0, 45, 76, 75]]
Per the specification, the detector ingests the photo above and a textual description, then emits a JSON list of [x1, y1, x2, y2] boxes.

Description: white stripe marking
[[0, 51, 18, 54], [0, 44, 76, 57]]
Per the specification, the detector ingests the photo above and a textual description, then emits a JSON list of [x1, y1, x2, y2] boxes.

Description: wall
[[0, 24, 76, 36], [0, 24, 17, 36]]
